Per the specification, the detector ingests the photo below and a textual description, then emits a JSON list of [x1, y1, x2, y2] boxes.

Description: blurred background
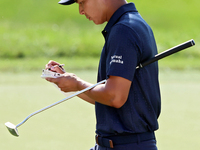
[[0, 0, 200, 149]]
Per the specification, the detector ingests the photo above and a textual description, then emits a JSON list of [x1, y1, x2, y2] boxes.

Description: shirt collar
[[102, 3, 138, 38]]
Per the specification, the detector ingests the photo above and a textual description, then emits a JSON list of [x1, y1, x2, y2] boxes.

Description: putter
[[5, 79, 106, 137], [5, 39, 195, 137]]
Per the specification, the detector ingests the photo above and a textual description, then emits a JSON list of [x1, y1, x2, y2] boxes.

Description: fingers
[[45, 76, 70, 92], [45, 60, 65, 73], [46, 73, 79, 92], [45, 77, 58, 83], [45, 60, 59, 70]]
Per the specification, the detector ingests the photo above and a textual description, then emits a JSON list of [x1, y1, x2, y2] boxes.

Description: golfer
[[46, 0, 161, 149]]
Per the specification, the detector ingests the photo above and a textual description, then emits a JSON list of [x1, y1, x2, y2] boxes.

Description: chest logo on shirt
[[110, 55, 124, 65]]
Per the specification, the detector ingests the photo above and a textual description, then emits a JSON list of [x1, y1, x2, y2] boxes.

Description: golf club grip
[[138, 39, 195, 68]]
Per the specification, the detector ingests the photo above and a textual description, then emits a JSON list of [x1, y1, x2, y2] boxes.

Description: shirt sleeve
[[106, 24, 142, 81]]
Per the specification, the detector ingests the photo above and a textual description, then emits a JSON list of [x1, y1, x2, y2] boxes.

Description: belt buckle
[[96, 135, 99, 145], [96, 135, 114, 148], [109, 139, 114, 148]]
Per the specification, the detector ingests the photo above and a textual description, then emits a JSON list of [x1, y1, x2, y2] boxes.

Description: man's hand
[[46, 72, 81, 93], [45, 60, 65, 73], [45, 60, 80, 92]]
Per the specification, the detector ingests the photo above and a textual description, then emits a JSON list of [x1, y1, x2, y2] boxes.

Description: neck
[[105, 0, 127, 22]]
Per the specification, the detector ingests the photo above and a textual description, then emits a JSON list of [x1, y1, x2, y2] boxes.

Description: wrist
[[76, 78, 92, 91]]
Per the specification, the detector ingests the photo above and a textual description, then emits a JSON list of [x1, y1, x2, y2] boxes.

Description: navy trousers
[[90, 140, 158, 150]]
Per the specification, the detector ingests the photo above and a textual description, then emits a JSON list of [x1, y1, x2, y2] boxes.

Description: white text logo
[[110, 55, 124, 65]]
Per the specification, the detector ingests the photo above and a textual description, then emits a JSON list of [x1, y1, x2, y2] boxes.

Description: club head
[[5, 122, 19, 137]]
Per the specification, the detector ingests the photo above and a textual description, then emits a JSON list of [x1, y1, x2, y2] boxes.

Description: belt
[[95, 132, 155, 149]]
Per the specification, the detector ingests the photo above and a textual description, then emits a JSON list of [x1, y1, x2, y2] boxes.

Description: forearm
[[76, 79, 114, 106], [75, 79, 96, 105], [78, 93, 96, 105], [76, 76, 130, 108], [85, 84, 115, 107], [71, 79, 112, 106]]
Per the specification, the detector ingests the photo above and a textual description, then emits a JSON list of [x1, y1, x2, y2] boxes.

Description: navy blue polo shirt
[[96, 3, 161, 137]]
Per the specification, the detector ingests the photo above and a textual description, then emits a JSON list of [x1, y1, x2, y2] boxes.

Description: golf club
[[5, 39, 195, 137]]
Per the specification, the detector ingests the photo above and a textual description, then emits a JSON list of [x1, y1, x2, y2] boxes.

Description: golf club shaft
[[16, 79, 106, 127], [16, 39, 195, 128]]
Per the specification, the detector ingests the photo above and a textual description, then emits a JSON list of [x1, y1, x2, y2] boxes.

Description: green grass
[[0, 0, 199, 63], [0, 70, 200, 150], [0, 21, 103, 58], [1, 0, 199, 71], [0, 70, 98, 150], [157, 70, 200, 149], [0, 57, 100, 72]]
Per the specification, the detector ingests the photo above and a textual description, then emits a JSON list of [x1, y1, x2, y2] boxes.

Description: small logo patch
[[110, 55, 124, 65]]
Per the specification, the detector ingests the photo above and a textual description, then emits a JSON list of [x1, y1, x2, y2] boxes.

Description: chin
[[93, 20, 105, 25]]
